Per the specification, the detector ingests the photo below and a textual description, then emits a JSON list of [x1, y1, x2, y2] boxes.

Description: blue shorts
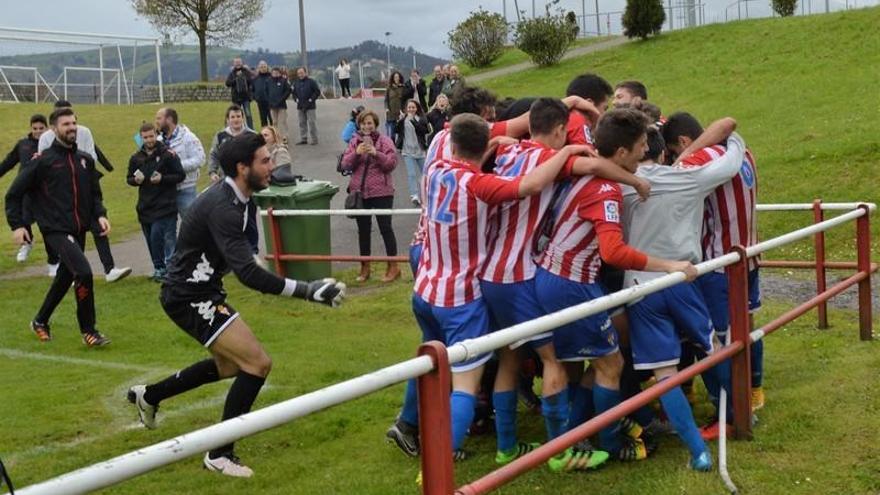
[[409, 243, 422, 278], [696, 269, 762, 336], [534, 268, 618, 361], [411, 293, 493, 373], [626, 283, 715, 370], [480, 278, 553, 349]]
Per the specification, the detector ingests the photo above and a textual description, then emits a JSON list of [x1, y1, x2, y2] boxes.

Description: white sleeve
[[38, 131, 53, 152], [79, 127, 97, 160], [691, 133, 746, 194], [180, 131, 206, 173]]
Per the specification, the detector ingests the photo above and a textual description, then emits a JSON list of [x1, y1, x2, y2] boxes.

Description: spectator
[[425, 93, 450, 144], [395, 99, 430, 206], [292, 67, 321, 145], [260, 126, 292, 169], [441, 64, 464, 98], [403, 69, 428, 113], [340, 110, 400, 283], [384, 71, 405, 143], [267, 66, 292, 145], [427, 65, 445, 108], [225, 57, 255, 129], [341, 105, 366, 144], [155, 107, 206, 216], [1, 114, 47, 263], [126, 123, 184, 281], [208, 104, 256, 182], [335, 58, 352, 99], [252, 60, 273, 128]]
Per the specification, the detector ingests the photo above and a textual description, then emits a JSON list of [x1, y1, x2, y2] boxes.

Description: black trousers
[[339, 78, 351, 97], [37, 232, 96, 332], [256, 100, 272, 127], [355, 196, 397, 257]]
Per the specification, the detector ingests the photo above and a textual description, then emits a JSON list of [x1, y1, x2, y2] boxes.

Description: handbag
[[344, 152, 370, 218]]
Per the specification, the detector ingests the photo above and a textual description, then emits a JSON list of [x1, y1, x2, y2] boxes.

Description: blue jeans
[[141, 215, 178, 272], [177, 186, 197, 217], [403, 155, 425, 198], [385, 121, 397, 145]]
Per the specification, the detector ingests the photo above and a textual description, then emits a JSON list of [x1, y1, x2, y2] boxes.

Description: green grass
[[479, 7, 880, 262], [0, 273, 877, 494], [458, 37, 614, 77], [0, 101, 230, 274]]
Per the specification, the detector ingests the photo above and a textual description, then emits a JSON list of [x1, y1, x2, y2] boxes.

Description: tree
[[622, 0, 666, 40], [514, 7, 579, 67], [131, 0, 266, 82], [447, 8, 508, 68], [771, 0, 798, 16]]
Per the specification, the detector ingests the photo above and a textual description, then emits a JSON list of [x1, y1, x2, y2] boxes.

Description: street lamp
[[384, 31, 392, 73]]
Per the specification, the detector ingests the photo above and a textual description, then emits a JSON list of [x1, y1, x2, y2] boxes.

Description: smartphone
[[362, 135, 373, 147]]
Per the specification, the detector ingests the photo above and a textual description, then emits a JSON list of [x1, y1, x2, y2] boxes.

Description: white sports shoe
[[203, 453, 254, 478], [16, 243, 32, 263], [105, 266, 132, 283], [47, 263, 59, 277], [127, 385, 158, 429], [410, 195, 421, 207]]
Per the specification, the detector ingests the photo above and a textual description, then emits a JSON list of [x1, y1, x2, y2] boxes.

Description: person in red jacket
[[340, 110, 400, 282]]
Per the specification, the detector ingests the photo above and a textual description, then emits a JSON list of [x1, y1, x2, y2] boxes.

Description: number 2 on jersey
[[430, 172, 457, 224]]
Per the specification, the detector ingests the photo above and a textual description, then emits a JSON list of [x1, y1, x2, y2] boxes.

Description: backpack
[[336, 153, 351, 176], [234, 71, 249, 96]]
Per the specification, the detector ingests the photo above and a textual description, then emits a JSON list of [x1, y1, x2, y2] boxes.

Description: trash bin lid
[[289, 180, 339, 203]]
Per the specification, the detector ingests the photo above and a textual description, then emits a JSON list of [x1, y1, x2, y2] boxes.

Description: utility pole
[[385, 32, 392, 73], [595, 0, 601, 35], [298, 0, 308, 69], [668, 0, 674, 30]]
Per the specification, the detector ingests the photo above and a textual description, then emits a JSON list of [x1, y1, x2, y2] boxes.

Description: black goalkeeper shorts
[[160, 288, 239, 347]]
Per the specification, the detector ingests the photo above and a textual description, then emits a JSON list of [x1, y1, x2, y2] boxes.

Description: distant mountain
[[0, 41, 448, 89]]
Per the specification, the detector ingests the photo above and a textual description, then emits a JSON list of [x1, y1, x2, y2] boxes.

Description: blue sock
[[493, 390, 518, 453], [399, 379, 419, 427], [751, 340, 764, 388], [568, 384, 594, 428], [450, 391, 476, 451], [542, 390, 569, 440], [659, 383, 707, 459], [632, 405, 656, 427], [593, 385, 623, 454]]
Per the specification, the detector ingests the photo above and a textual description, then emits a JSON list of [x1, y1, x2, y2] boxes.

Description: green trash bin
[[253, 179, 339, 280]]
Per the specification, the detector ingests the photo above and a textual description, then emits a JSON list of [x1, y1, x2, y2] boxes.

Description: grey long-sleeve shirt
[[621, 132, 746, 287]]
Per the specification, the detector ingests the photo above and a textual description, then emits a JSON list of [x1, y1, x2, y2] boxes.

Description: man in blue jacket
[[267, 67, 292, 145], [291, 67, 321, 145]]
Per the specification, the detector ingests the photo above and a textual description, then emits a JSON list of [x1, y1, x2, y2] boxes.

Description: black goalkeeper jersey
[[163, 179, 285, 298]]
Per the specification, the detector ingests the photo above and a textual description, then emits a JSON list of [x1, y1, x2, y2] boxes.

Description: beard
[[245, 168, 269, 192], [58, 128, 77, 146]]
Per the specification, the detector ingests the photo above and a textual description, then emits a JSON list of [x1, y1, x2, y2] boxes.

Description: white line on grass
[[0, 348, 165, 372]]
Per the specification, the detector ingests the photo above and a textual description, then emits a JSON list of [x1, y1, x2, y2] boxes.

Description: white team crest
[[186, 253, 214, 283], [190, 300, 216, 325], [81, 158, 87, 168], [599, 183, 615, 194], [604, 200, 620, 223]]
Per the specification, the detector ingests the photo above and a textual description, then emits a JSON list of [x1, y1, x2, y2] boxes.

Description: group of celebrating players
[[385, 74, 762, 475]]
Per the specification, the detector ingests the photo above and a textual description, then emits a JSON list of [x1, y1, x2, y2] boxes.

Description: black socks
[[144, 359, 221, 406], [209, 370, 266, 459]]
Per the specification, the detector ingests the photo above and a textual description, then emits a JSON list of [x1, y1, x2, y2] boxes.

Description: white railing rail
[[8, 202, 875, 495]]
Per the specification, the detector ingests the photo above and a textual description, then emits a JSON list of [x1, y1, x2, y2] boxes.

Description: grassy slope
[[458, 37, 614, 77], [0, 275, 877, 494], [480, 8, 880, 261], [0, 101, 229, 274]]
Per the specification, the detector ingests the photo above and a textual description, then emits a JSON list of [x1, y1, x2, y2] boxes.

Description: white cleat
[[16, 242, 32, 263], [203, 453, 254, 478], [47, 263, 59, 277], [105, 267, 132, 283], [127, 385, 158, 429]]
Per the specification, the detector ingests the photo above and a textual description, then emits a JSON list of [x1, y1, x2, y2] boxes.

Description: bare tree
[[132, 0, 267, 82]]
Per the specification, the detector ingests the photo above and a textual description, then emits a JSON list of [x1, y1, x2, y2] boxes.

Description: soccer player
[[126, 133, 346, 477], [5, 108, 112, 346], [619, 108, 747, 471], [613, 80, 648, 107], [663, 111, 763, 436], [1, 114, 47, 263], [534, 108, 697, 462], [564, 73, 613, 147], [481, 98, 651, 471]]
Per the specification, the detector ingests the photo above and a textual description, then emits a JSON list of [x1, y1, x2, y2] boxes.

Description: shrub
[[772, 0, 798, 16], [622, 0, 666, 40], [447, 8, 508, 68], [514, 9, 579, 67]]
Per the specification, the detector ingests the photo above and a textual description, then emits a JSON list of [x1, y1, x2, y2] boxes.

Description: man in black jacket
[[1, 113, 47, 263], [126, 133, 345, 477], [403, 69, 428, 112], [127, 123, 185, 281], [5, 108, 111, 347], [267, 67, 292, 144], [225, 58, 255, 129], [291, 67, 321, 145], [427, 65, 445, 108], [251, 61, 273, 128]]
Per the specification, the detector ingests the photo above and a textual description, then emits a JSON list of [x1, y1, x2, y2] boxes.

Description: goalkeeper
[[127, 133, 345, 478]]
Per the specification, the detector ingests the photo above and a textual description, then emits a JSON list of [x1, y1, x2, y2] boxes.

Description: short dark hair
[[528, 98, 569, 136], [593, 108, 649, 158], [450, 86, 496, 117], [616, 100, 662, 123], [49, 107, 75, 126], [164, 107, 179, 124], [644, 126, 665, 162], [565, 74, 613, 104], [139, 122, 156, 134], [615, 80, 648, 100], [54, 99, 73, 109], [225, 104, 243, 121], [450, 113, 489, 161], [662, 112, 703, 145], [218, 133, 267, 178], [497, 97, 535, 121], [30, 114, 47, 126]]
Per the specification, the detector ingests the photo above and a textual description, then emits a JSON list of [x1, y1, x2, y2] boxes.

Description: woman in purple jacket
[[340, 110, 401, 283]]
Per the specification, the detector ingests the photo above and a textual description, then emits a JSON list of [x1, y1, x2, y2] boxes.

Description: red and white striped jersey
[[566, 109, 597, 149], [415, 158, 522, 307], [481, 140, 575, 283], [538, 176, 623, 283], [680, 145, 759, 270]]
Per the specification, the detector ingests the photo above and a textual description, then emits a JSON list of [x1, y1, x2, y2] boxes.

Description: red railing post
[[418, 341, 454, 495], [813, 199, 829, 329], [856, 204, 873, 341], [726, 245, 752, 439], [266, 207, 286, 277]]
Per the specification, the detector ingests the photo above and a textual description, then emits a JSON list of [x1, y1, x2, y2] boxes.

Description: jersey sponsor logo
[[191, 300, 216, 325], [739, 160, 755, 188], [604, 200, 620, 223], [583, 125, 594, 144], [80, 158, 87, 168], [186, 253, 215, 283], [599, 183, 615, 194]]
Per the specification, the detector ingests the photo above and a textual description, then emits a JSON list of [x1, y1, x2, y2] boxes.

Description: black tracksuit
[[5, 140, 107, 332], [0, 134, 40, 238], [126, 142, 184, 223]]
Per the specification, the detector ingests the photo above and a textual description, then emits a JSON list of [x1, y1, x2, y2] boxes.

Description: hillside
[[480, 7, 880, 260]]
